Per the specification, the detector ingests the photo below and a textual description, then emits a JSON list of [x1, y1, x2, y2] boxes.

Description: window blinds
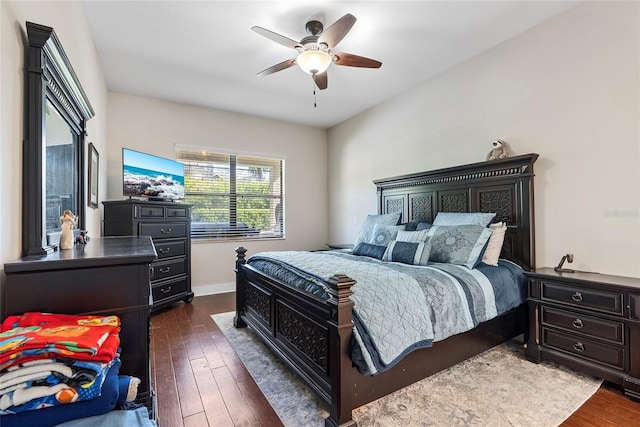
[[176, 147, 284, 241]]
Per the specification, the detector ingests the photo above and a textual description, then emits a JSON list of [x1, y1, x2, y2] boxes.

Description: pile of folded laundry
[[0, 312, 147, 427]]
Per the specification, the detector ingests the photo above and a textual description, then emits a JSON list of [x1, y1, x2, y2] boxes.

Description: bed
[[234, 153, 538, 426]]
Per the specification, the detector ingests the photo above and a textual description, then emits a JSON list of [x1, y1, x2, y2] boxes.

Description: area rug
[[212, 312, 602, 426]]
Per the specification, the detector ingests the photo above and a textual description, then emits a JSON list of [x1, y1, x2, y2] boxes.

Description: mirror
[[45, 98, 79, 236], [23, 22, 94, 256]]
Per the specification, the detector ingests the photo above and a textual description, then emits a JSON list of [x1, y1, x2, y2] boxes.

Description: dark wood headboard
[[374, 153, 538, 271]]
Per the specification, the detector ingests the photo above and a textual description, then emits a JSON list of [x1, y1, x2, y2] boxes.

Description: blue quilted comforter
[[247, 250, 527, 375]]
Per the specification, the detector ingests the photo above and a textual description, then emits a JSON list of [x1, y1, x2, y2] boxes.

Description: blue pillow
[[433, 212, 496, 227], [353, 242, 387, 260], [354, 212, 402, 246], [427, 225, 493, 268], [369, 224, 404, 246]]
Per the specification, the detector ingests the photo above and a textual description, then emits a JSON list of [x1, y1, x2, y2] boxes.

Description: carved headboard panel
[[374, 154, 538, 271]]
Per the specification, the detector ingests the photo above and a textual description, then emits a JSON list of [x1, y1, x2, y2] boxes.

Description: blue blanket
[[247, 251, 527, 375]]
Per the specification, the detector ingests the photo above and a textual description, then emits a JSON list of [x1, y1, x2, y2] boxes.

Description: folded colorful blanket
[[1, 313, 120, 331], [0, 361, 127, 427], [0, 358, 115, 413], [0, 314, 120, 370], [0, 358, 106, 395]]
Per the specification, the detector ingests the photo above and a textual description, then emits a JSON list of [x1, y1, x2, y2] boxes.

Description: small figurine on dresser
[[75, 230, 90, 245], [59, 210, 76, 250]]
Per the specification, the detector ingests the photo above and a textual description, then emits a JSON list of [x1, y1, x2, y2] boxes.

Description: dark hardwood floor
[[151, 294, 640, 427]]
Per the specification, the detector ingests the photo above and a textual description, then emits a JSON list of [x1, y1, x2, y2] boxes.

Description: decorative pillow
[[382, 241, 431, 266], [427, 225, 493, 269], [354, 212, 402, 246], [369, 224, 404, 246], [416, 222, 432, 231], [433, 212, 496, 227], [396, 229, 430, 243], [352, 242, 387, 260], [481, 222, 507, 266]]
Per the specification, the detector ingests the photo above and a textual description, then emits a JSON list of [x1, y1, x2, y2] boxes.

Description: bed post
[[234, 246, 247, 328], [325, 274, 357, 427]]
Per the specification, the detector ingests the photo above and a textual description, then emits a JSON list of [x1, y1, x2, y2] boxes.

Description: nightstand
[[525, 268, 640, 400]]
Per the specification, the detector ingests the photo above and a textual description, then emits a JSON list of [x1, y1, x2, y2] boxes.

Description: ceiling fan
[[252, 13, 382, 90]]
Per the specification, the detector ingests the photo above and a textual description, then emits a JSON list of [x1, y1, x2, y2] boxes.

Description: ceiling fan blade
[[257, 59, 296, 77], [318, 13, 356, 48], [332, 52, 382, 68], [252, 26, 303, 50], [312, 72, 328, 90]]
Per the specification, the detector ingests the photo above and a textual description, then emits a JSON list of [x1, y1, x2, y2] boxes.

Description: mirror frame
[[23, 22, 95, 256]]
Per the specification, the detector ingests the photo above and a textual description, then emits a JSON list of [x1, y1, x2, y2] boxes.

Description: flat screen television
[[122, 148, 185, 201]]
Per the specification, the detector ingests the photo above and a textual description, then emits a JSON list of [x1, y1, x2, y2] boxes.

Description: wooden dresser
[[102, 199, 194, 311], [1, 236, 156, 398], [526, 268, 640, 399]]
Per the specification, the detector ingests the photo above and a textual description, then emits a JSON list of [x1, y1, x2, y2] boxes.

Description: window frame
[[177, 147, 284, 242]]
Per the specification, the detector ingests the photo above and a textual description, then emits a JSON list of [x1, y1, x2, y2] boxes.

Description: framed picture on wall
[[88, 142, 99, 208]]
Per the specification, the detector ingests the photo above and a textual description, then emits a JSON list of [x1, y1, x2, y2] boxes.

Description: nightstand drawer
[[153, 239, 186, 260], [140, 223, 187, 239], [152, 277, 188, 303], [543, 328, 624, 370], [541, 306, 624, 344], [151, 258, 186, 281], [541, 281, 623, 315]]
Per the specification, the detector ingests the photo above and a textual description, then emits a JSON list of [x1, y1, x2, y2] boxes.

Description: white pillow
[[396, 229, 430, 243], [354, 212, 402, 246], [482, 222, 507, 266]]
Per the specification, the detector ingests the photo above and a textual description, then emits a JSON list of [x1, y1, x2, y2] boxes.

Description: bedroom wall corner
[[327, 1, 640, 278]]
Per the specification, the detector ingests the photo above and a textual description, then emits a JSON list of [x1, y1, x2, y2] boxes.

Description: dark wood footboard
[[235, 246, 358, 426]]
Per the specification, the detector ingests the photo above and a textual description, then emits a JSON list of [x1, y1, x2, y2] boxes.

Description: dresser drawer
[[541, 306, 624, 345], [140, 223, 187, 239], [542, 328, 625, 370], [152, 277, 188, 303], [151, 258, 186, 282], [541, 281, 623, 316], [166, 207, 188, 218], [153, 239, 186, 260], [139, 205, 165, 218]]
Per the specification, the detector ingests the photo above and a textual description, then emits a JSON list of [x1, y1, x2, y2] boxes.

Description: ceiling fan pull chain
[[313, 81, 317, 108]]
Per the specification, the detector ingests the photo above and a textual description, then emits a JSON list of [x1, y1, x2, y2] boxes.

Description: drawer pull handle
[[571, 292, 583, 302], [159, 267, 171, 274], [573, 342, 585, 352], [160, 228, 172, 234], [572, 319, 584, 329], [158, 248, 170, 254], [148, 210, 157, 215], [160, 286, 172, 294]]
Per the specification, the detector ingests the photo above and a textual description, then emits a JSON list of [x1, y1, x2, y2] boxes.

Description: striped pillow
[[396, 229, 429, 243]]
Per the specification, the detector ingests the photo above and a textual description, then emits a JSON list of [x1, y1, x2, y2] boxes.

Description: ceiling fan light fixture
[[296, 49, 331, 75]]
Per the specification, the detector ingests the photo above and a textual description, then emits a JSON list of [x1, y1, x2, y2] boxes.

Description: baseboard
[[193, 282, 235, 297]]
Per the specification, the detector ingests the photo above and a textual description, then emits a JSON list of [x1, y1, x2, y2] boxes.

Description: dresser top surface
[[4, 236, 157, 273], [527, 267, 640, 289]]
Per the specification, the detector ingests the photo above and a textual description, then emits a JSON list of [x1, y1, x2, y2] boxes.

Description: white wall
[[328, 1, 640, 278], [0, 1, 108, 266], [106, 93, 327, 295]]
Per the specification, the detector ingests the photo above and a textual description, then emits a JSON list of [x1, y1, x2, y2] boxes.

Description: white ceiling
[[81, 1, 579, 129]]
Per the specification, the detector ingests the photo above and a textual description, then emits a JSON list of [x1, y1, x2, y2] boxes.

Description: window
[[177, 147, 284, 241]]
